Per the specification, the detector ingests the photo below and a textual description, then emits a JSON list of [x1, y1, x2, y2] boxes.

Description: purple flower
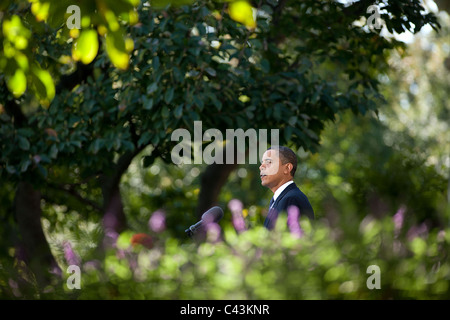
[[103, 230, 119, 249], [287, 205, 303, 238], [205, 222, 222, 243], [83, 260, 102, 272], [49, 261, 62, 278], [407, 222, 429, 241], [63, 241, 81, 266], [228, 199, 246, 233], [8, 279, 21, 298], [232, 213, 246, 233], [228, 199, 243, 214], [149, 210, 166, 233], [393, 205, 406, 237], [116, 248, 127, 260]]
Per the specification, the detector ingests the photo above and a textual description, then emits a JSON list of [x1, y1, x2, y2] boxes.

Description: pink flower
[[407, 222, 429, 241], [103, 230, 119, 248], [228, 199, 246, 233], [393, 205, 406, 237], [232, 213, 246, 233], [149, 210, 166, 233], [8, 279, 21, 298], [287, 205, 303, 238], [83, 260, 102, 272], [205, 222, 222, 243], [228, 199, 243, 214], [63, 241, 81, 266]]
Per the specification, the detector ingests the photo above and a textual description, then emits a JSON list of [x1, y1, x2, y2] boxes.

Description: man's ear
[[285, 163, 293, 175]]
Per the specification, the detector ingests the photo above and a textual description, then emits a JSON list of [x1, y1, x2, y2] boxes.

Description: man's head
[[259, 146, 298, 193]]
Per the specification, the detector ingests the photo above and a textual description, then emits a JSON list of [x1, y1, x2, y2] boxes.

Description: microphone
[[185, 206, 224, 237]]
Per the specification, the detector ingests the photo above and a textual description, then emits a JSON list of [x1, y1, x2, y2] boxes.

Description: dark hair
[[268, 146, 297, 177]]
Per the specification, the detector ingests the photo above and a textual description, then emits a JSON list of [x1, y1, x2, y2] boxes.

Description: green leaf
[[284, 126, 293, 141], [152, 56, 160, 71], [260, 59, 270, 73], [49, 144, 58, 159], [20, 159, 31, 172], [212, 98, 222, 111], [273, 104, 283, 120], [174, 104, 184, 119], [38, 154, 51, 163], [205, 67, 216, 77], [121, 140, 135, 151], [32, 66, 55, 103], [161, 106, 170, 118], [117, 231, 134, 250], [72, 29, 99, 64], [105, 139, 114, 151], [194, 96, 204, 110], [90, 139, 104, 154], [37, 164, 47, 178], [18, 136, 30, 150], [143, 98, 153, 110], [172, 67, 183, 82], [229, 0, 256, 28], [105, 31, 129, 70], [6, 165, 16, 174], [7, 69, 27, 98], [146, 83, 158, 95], [164, 87, 174, 104], [138, 131, 151, 147]]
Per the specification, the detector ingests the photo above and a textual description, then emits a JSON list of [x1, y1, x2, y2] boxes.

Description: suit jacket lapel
[[272, 182, 297, 209]]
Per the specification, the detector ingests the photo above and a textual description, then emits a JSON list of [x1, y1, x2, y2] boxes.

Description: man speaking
[[259, 146, 314, 230]]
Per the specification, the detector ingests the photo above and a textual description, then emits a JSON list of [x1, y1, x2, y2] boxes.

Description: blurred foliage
[[1, 0, 449, 300], [0, 0, 441, 183], [1, 211, 449, 299]]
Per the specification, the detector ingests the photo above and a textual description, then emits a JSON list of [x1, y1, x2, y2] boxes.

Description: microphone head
[[201, 206, 224, 223]]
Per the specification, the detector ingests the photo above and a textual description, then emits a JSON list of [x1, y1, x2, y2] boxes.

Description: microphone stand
[[185, 226, 194, 238], [185, 220, 202, 238]]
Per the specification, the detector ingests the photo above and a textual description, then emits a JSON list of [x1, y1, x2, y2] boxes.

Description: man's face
[[259, 149, 284, 189]]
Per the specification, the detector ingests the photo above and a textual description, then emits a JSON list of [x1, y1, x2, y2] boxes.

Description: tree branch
[[46, 182, 103, 212]]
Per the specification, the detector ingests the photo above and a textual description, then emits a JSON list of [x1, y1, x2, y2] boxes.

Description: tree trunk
[[196, 143, 251, 218], [14, 181, 61, 288], [101, 178, 128, 234], [100, 149, 144, 234], [196, 162, 238, 218]]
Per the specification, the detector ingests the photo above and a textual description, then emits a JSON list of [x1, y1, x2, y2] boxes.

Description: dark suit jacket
[[264, 182, 314, 230]]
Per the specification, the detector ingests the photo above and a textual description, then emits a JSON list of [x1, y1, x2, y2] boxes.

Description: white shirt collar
[[273, 180, 294, 202]]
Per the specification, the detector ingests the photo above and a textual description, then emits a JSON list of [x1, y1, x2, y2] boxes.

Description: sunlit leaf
[[117, 231, 134, 249], [104, 10, 120, 32], [7, 69, 27, 97], [105, 31, 130, 70], [72, 29, 99, 64], [32, 66, 55, 104], [15, 53, 29, 71], [229, 1, 256, 29], [31, 1, 50, 22], [2, 15, 31, 49]]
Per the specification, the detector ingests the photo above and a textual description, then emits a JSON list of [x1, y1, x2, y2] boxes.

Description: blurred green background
[[0, 0, 449, 299]]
